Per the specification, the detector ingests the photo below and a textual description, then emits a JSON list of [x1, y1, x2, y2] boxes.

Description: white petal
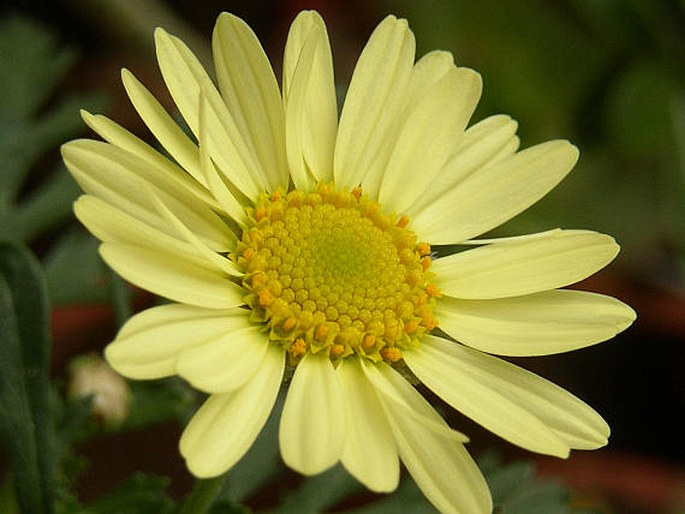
[[436, 289, 636, 356], [105, 304, 246, 379], [378, 55, 482, 214], [334, 15, 415, 195], [176, 325, 269, 393], [283, 11, 337, 190], [338, 358, 399, 493], [433, 229, 619, 299], [405, 335, 611, 455], [180, 345, 284, 477], [363, 360, 491, 514], [412, 140, 579, 244], [100, 243, 244, 309], [212, 13, 288, 191], [279, 353, 346, 474]]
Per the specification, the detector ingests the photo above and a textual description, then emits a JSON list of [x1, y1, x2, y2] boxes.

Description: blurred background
[[1, 0, 683, 513]]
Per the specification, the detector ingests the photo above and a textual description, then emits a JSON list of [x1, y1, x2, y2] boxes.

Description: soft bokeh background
[[1, 0, 684, 513]]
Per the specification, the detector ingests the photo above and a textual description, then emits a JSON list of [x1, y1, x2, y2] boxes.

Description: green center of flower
[[236, 184, 439, 365]]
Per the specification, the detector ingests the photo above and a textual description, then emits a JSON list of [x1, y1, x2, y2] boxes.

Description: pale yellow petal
[[79, 110, 222, 212], [338, 358, 399, 493], [406, 335, 610, 454], [433, 230, 619, 299], [334, 15, 415, 194], [359, 360, 468, 444], [62, 139, 233, 251], [436, 290, 636, 356], [146, 180, 241, 276], [74, 195, 228, 274], [176, 325, 268, 393], [388, 421, 491, 514], [283, 11, 337, 190], [363, 360, 490, 514], [180, 346, 284, 478], [213, 13, 288, 191], [406, 114, 518, 218], [155, 28, 265, 199], [412, 140, 579, 244], [105, 304, 246, 379], [197, 90, 248, 227], [120, 69, 205, 186], [100, 243, 244, 309], [279, 352, 345, 474], [378, 56, 482, 214]]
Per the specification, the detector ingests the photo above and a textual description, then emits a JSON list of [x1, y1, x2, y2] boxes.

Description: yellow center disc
[[236, 184, 439, 365]]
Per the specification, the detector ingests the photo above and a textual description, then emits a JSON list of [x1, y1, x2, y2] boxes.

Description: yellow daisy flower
[[62, 11, 636, 514]]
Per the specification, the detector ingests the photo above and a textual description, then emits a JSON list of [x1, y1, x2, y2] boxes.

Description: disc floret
[[236, 184, 439, 365]]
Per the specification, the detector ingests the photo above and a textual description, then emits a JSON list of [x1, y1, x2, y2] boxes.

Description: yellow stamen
[[380, 347, 402, 363], [239, 183, 438, 365]]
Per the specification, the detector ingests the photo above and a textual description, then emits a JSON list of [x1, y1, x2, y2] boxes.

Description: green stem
[[179, 475, 226, 514]]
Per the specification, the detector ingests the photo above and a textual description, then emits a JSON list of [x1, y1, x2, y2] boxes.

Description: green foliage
[[479, 453, 599, 514], [80, 473, 176, 514], [0, 242, 55, 514], [0, 15, 108, 305]]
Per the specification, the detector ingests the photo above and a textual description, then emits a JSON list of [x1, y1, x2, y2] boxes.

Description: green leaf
[[0, 14, 107, 248], [479, 453, 587, 514], [84, 473, 175, 514], [269, 465, 362, 514], [0, 241, 55, 514], [124, 377, 197, 431], [43, 230, 109, 306], [339, 478, 437, 514], [0, 16, 75, 118]]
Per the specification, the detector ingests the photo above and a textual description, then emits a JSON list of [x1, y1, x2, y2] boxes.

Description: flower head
[[62, 11, 635, 513]]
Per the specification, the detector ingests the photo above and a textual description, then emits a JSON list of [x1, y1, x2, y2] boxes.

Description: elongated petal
[[359, 360, 468, 444], [387, 418, 491, 514], [406, 114, 518, 218], [334, 15, 415, 194], [147, 184, 240, 276], [433, 230, 619, 299], [436, 290, 636, 356], [120, 69, 205, 186], [105, 304, 248, 379], [74, 194, 233, 276], [100, 243, 244, 309], [155, 28, 265, 199], [379, 55, 482, 214], [176, 325, 268, 393], [213, 13, 288, 191], [62, 139, 232, 251], [413, 140, 579, 244], [180, 346, 284, 477], [80, 110, 222, 211], [279, 352, 345, 474], [361, 360, 490, 514], [197, 90, 249, 227], [338, 358, 399, 493], [405, 335, 611, 455], [283, 11, 337, 190]]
